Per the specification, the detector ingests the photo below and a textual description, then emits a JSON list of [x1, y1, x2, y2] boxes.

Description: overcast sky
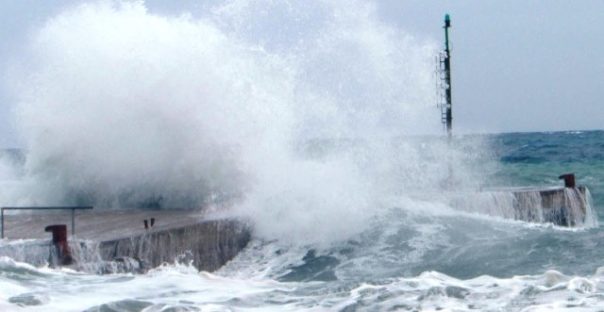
[[1, 1, 603, 147], [382, 0, 604, 136]]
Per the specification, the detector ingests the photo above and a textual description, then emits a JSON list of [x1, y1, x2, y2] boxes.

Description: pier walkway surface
[[0, 209, 251, 273], [2, 208, 207, 240]]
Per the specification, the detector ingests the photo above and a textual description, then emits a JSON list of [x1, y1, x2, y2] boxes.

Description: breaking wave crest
[[0, 0, 497, 245]]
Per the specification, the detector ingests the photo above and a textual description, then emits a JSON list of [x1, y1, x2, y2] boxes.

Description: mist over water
[[1, 0, 478, 244]]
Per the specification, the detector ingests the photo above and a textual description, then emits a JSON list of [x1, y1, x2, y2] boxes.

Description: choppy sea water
[[0, 130, 603, 311]]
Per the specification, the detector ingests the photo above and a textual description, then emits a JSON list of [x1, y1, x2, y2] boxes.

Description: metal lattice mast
[[443, 14, 452, 138], [435, 14, 453, 137]]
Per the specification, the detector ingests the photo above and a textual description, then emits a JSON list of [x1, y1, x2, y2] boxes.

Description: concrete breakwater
[[97, 219, 250, 273], [449, 185, 594, 227], [0, 209, 251, 273], [0, 182, 594, 273]]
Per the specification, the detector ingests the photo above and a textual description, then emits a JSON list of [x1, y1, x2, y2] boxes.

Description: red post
[[558, 173, 576, 188], [45, 224, 73, 265]]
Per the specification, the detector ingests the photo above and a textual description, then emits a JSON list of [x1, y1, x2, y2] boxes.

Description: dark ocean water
[[490, 130, 604, 217], [217, 130, 604, 310]]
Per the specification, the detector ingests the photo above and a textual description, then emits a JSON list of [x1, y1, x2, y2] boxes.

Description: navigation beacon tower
[[437, 14, 453, 138]]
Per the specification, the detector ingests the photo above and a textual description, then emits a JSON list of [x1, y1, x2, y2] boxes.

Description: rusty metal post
[[45, 224, 73, 265], [558, 173, 576, 188]]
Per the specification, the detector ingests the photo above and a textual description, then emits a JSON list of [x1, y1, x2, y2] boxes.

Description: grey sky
[[1, 1, 603, 147], [381, 1, 604, 135]]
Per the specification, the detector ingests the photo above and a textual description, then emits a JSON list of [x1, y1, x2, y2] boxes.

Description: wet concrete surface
[[1, 208, 205, 241]]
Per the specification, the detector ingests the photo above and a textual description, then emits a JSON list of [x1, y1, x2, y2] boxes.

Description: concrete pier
[[450, 185, 593, 227], [0, 209, 251, 273], [97, 218, 250, 272], [0, 180, 593, 272], [492, 186, 588, 226]]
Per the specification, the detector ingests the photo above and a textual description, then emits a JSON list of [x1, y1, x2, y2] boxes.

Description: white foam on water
[[1, 256, 604, 311]]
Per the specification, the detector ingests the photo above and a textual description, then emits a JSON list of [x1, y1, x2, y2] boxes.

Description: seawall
[[449, 186, 594, 227], [0, 209, 251, 273], [97, 219, 250, 272]]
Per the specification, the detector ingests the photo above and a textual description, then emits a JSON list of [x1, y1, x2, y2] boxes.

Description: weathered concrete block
[[0, 210, 252, 273], [98, 219, 250, 272], [450, 186, 594, 227]]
